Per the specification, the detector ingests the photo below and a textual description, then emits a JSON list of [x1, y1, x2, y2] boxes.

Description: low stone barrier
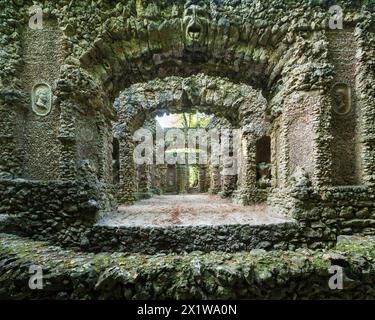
[[0, 233, 374, 300]]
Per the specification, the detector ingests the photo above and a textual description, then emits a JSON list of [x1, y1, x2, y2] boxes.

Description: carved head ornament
[[31, 82, 52, 116], [331, 82, 352, 115], [182, 1, 209, 48]]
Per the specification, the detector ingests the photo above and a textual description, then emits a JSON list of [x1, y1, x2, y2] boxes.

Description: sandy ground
[[98, 194, 292, 227]]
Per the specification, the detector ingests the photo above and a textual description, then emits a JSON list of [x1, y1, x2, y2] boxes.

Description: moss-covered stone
[[0, 233, 374, 299]]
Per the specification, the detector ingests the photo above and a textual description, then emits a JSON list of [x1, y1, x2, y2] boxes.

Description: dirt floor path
[[97, 194, 292, 227]]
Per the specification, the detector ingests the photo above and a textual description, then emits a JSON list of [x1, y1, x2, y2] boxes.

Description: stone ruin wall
[[0, 0, 374, 252]]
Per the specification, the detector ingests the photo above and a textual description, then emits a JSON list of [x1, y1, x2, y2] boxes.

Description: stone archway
[[115, 74, 268, 133], [1, 0, 339, 197], [114, 74, 269, 203], [76, 0, 301, 102]]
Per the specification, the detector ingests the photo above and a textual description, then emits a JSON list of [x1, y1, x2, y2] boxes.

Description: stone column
[[147, 164, 155, 194], [209, 165, 221, 194], [58, 100, 77, 181], [198, 165, 208, 193], [156, 164, 167, 194], [357, 32, 375, 186], [95, 111, 114, 184], [283, 87, 330, 189], [233, 133, 257, 204], [177, 164, 188, 194], [136, 164, 152, 200], [270, 116, 289, 189], [118, 135, 136, 204], [221, 174, 237, 197]]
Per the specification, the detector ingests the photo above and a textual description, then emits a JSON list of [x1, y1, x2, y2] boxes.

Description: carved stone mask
[[182, 2, 209, 47]]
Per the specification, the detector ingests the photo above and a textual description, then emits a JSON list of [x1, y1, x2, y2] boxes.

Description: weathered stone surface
[[1, 233, 374, 300], [1, 0, 375, 299]]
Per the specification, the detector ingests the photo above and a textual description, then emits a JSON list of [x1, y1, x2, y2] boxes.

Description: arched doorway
[[113, 74, 269, 205]]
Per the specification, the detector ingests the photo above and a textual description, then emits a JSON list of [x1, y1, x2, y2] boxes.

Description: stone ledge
[[86, 221, 327, 254], [0, 233, 374, 300]]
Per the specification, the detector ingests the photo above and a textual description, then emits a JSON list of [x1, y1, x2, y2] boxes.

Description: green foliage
[[189, 166, 199, 187], [178, 112, 213, 129]]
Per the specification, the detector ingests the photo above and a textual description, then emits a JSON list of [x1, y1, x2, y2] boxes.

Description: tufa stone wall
[[1, 233, 374, 300], [0, 179, 99, 245]]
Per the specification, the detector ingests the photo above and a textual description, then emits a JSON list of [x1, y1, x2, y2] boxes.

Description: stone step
[[1, 233, 374, 300], [85, 221, 301, 254]]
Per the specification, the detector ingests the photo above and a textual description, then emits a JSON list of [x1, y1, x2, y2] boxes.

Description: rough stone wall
[[21, 105, 60, 180], [75, 112, 100, 177], [86, 220, 332, 255], [1, 233, 374, 300], [0, 179, 99, 245], [285, 91, 319, 180], [290, 185, 375, 237]]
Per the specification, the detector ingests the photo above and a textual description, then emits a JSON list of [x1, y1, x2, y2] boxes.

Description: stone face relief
[[182, 1, 209, 47], [331, 83, 352, 115], [31, 83, 52, 116]]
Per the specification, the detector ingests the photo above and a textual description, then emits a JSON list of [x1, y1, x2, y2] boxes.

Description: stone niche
[[285, 91, 318, 183], [76, 112, 100, 181], [256, 136, 271, 189]]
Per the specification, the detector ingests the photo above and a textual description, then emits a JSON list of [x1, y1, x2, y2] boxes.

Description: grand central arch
[[113, 74, 269, 204]]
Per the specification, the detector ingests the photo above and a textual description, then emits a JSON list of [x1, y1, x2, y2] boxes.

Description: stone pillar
[[221, 174, 237, 197], [118, 135, 136, 204], [157, 164, 167, 194], [58, 100, 77, 181], [357, 30, 375, 186], [220, 154, 238, 198], [209, 165, 221, 194], [233, 133, 257, 204], [284, 89, 326, 188], [95, 111, 114, 184], [198, 165, 207, 193], [147, 164, 156, 194], [177, 164, 188, 194], [136, 164, 152, 200], [270, 116, 289, 189]]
